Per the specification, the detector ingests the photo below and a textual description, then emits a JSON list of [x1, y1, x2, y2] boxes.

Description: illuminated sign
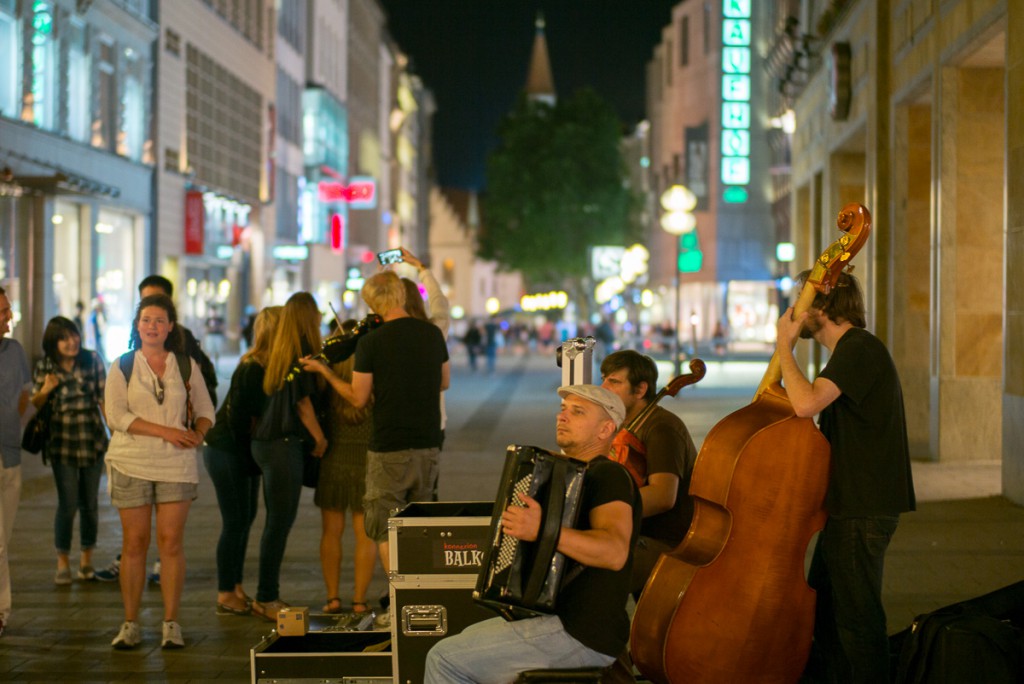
[[720, 0, 751, 203], [318, 177, 377, 209], [272, 245, 309, 261]]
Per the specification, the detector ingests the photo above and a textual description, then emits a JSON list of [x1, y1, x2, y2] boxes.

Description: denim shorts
[[109, 467, 198, 508]]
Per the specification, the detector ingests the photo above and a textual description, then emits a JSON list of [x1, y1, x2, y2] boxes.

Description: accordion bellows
[[474, 445, 586, 620]]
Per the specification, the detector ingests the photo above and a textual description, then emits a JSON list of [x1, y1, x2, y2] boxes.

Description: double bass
[[630, 203, 872, 683]]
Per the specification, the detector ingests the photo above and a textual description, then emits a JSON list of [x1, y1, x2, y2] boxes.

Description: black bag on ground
[[893, 581, 1024, 683]]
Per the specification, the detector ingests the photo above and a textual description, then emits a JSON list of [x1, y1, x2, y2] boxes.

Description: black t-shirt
[[818, 327, 916, 516], [354, 317, 449, 452], [555, 456, 642, 657], [635, 406, 698, 545]]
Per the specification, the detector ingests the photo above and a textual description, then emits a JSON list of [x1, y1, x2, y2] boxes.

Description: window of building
[[30, 0, 58, 130], [680, 16, 689, 66], [67, 19, 92, 143], [0, 0, 18, 119], [96, 35, 116, 150], [120, 49, 146, 161], [704, 2, 711, 54], [165, 28, 180, 56]]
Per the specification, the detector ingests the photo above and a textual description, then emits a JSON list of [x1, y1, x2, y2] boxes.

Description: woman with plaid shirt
[[29, 316, 109, 585]]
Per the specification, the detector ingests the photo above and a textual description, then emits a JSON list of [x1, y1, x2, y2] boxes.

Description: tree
[[479, 88, 641, 292]]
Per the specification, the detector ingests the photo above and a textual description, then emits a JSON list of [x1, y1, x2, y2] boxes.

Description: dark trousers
[[51, 457, 104, 554], [203, 445, 260, 592], [252, 437, 304, 602], [806, 515, 899, 684]]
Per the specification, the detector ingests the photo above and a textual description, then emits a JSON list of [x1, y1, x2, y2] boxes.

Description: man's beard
[[800, 311, 823, 339]]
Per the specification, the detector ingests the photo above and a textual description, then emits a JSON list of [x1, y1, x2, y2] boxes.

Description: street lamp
[[659, 184, 697, 378]]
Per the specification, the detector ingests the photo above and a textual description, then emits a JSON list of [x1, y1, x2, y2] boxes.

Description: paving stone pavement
[[2, 351, 1022, 682]]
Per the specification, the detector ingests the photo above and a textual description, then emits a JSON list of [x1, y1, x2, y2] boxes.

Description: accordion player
[[473, 444, 587, 620]]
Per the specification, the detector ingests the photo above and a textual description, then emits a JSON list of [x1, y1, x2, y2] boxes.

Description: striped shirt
[[31, 351, 109, 466]]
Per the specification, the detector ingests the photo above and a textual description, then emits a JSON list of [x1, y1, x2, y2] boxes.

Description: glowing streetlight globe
[[659, 184, 698, 213], [660, 210, 697, 235]]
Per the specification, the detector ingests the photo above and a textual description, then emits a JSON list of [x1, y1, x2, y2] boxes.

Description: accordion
[[473, 445, 586, 620]]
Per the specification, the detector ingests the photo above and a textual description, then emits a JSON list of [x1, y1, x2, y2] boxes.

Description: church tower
[[524, 12, 556, 105]]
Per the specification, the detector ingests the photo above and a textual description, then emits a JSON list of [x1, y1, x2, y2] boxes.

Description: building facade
[[646, 0, 780, 355], [0, 0, 157, 359], [769, 0, 1024, 501], [154, 0, 276, 344]]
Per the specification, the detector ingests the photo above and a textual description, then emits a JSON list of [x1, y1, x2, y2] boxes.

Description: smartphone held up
[[377, 248, 403, 266]]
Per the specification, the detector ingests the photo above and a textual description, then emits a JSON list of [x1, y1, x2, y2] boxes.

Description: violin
[[284, 313, 383, 383], [610, 359, 707, 487]]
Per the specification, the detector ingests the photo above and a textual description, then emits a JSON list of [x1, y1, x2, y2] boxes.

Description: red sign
[[184, 190, 204, 255], [330, 214, 345, 253], [318, 179, 376, 206]]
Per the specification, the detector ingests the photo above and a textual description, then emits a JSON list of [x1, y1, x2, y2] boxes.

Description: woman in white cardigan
[[104, 294, 214, 650]]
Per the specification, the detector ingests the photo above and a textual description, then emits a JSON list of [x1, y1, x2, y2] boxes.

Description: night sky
[[379, 0, 678, 190]]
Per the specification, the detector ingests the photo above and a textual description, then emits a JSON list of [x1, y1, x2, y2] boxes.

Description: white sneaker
[[111, 621, 141, 649], [161, 620, 184, 649]]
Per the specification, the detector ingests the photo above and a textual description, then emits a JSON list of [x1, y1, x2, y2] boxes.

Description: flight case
[[388, 501, 497, 684], [250, 612, 391, 683]]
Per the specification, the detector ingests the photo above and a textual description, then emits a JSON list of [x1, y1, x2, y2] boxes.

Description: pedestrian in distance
[[315, 320, 377, 616], [29, 316, 109, 586], [202, 305, 282, 616], [249, 292, 328, 622], [0, 285, 31, 638], [463, 321, 482, 372], [776, 270, 916, 683], [105, 294, 215, 650]]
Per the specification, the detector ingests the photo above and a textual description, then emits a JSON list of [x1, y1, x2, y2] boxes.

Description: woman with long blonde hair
[[250, 292, 328, 620], [202, 306, 281, 616], [315, 320, 377, 614]]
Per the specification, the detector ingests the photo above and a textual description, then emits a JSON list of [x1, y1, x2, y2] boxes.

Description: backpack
[[118, 351, 194, 427]]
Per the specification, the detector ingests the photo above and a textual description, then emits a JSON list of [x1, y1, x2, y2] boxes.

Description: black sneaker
[[95, 555, 121, 582]]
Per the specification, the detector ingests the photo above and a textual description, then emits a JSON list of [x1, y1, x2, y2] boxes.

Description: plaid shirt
[[32, 351, 109, 465]]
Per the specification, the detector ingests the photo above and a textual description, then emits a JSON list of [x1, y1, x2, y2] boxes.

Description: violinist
[[776, 270, 915, 684], [300, 271, 449, 616], [600, 350, 698, 596]]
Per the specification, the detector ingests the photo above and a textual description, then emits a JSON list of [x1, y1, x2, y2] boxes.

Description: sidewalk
[[2, 351, 1022, 682]]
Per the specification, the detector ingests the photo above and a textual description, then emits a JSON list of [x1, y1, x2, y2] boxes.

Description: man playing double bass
[[776, 270, 916, 684], [600, 350, 698, 596], [424, 385, 641, 683]]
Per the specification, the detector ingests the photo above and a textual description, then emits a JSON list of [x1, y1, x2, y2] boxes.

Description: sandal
[[352, 601, 370, 614], [322, 597, 344, 614], [217, 600, 251, 616]]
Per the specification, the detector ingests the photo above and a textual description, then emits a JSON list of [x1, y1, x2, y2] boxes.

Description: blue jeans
[[425, 615, 614, 684], [51, 458, 104, 554], [203, 445, 260, 592], [807, 515, 899, 684], [252, 437, 303, 603]]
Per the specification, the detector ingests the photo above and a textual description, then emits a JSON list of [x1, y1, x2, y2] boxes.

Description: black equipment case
[[891, 580, 1024, 683], [250, 613, 392, 683], [388, 501, 496, 684]]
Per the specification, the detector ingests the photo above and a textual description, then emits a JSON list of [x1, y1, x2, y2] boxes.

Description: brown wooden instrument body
[[630, 383, 829, 682], [630, 203, 872, 683]]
